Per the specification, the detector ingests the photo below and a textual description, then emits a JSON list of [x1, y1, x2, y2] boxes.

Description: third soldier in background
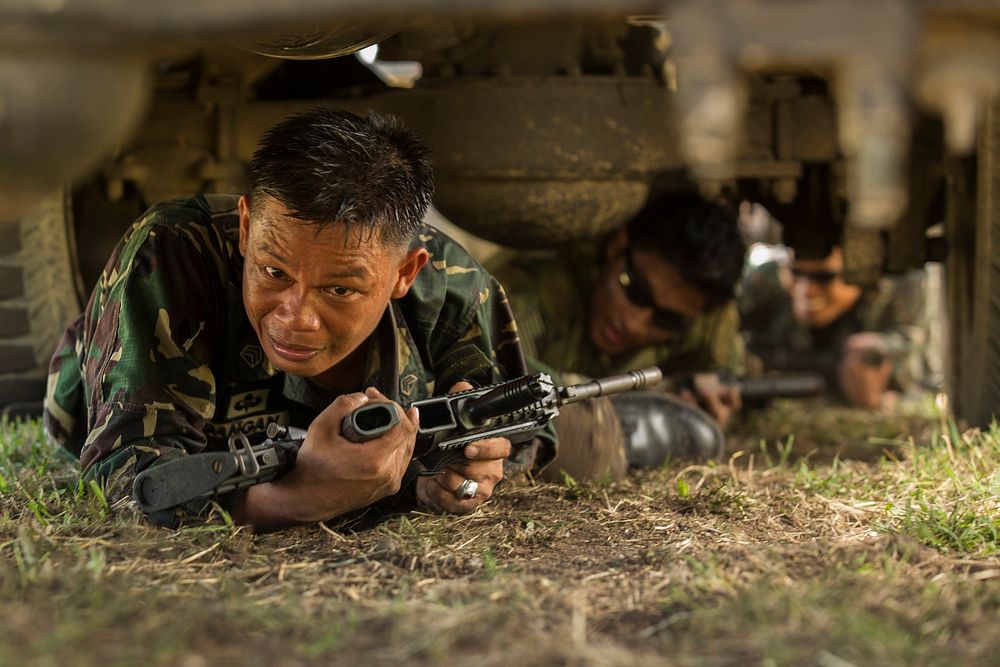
[[489, 192, 747, 483], [739, 244, 937, 410]]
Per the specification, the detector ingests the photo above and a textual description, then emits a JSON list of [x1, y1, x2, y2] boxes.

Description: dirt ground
[[1, 398, 998, 666]]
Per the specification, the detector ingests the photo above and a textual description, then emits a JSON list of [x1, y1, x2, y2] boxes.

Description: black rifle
[[132, 367, 662, 514], [667, 371, 827, 409]]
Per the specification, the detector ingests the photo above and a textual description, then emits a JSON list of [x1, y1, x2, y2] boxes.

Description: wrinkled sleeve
[[74, 220, 227, 502], [413, 232, 556, 472], [661, 301, 746, 375], [871, 271, 935, 393], [432, 271, 557, 472], [486, 249, 579, 381]]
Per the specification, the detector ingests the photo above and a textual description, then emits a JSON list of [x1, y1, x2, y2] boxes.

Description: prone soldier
[[740, 245, 937, 409], [44, 107, 555, 530], [489, 192, 749, 482]]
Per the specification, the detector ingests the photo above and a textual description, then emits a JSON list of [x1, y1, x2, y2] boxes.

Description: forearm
[[230, 470, 378, 533]]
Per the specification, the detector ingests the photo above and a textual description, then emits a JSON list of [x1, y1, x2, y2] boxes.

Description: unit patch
[[240, 345, 263, 369], [226, 389, 269, 418], [400, 373, 418, 397]]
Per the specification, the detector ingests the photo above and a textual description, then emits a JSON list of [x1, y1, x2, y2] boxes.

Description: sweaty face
[[791, 247, 862, 329], [238, 196, 424, 385], [589, 234, 707, 357]]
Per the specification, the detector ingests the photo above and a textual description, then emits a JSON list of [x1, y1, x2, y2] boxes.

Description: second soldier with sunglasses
[[740, 245, 937, 410], [489, 192, 747, 483]]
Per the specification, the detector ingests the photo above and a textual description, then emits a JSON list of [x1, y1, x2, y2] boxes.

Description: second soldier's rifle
[[667, 370, 827, 408], [132, 366, 662, 514]]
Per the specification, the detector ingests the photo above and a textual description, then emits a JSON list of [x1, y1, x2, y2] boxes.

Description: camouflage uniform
[[487, 242, 746, 380], [488, 241, 743, 482], [44, 194, 551, 517], [738, 260, 937, 396]]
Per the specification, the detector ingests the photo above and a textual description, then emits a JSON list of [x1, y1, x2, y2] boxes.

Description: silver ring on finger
[[454, 478, 479, 500]]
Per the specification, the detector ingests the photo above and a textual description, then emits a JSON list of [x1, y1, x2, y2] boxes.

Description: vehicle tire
[[0, 189, 83, 417], [944, 100, 1000, 427]]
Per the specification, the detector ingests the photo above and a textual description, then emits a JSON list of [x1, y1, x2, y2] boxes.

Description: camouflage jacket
[[738, 259, 937, 395], [44, 194, 551, 516], [486, 242, 745, 381]]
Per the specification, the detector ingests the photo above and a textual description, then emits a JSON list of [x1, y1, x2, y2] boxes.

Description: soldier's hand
[[839, 333, 894, 409], [240, 387, 418, 528], [415, 380, 510, 514], [684, 372, 741, 427]]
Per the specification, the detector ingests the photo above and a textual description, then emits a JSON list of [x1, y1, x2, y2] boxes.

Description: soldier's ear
[[605, 227, 629, 263], [238, 195, 251, 257], [391, 247, 430, 299]]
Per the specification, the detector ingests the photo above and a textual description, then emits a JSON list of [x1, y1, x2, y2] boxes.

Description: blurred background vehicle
[[1, 0, 997, 425]]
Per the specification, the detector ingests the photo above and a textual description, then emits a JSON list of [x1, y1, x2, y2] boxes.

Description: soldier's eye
[[328, 286, 355, 297], [263, 266, 286, 280]]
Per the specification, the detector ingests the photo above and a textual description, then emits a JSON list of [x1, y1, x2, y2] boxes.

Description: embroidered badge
[[240, 345, 262, 368], [400, 373, 418, 397], [227, 389, 269, 418]]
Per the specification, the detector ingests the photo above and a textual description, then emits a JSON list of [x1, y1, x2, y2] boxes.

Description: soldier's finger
[[463, 437, 511, 461], [677, 389, 697, 406], [434, 467, 495, 499], [331, 391, 370, 413], [448, 380, 474, 394], [731, 391, 743, 413], [364, 386, 389, 400]]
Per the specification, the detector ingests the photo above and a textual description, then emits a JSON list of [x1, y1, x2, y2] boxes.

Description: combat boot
[[609, 391, 724, 467]]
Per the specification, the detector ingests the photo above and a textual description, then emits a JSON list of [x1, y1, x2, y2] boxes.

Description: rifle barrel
[[736, 373, 826, 401], [559, 367, 662, 403]]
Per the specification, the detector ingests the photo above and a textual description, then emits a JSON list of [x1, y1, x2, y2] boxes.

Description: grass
[[1, 399, 998, 666]]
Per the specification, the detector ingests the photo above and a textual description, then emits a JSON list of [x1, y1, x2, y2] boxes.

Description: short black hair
[[248, 107, 433, 246], [627, 192, 745, 308]]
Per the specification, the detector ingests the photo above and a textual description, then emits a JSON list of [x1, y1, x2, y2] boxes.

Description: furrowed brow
[[256, 240, 289, 265]]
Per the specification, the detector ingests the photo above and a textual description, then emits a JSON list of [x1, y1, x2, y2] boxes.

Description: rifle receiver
[[460, 374, 555, 427]]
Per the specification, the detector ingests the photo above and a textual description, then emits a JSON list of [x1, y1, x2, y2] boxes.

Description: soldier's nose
[[621, 306, 650, 337], [275, 294, 321, 331]]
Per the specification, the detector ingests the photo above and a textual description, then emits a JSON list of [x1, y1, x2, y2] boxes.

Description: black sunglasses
[[791, 267, 841, 285], [618, 250, 693, 332]]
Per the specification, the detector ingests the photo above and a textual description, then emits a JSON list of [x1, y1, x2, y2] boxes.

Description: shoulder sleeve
[[487, 248, 583, 373], [76, 207, 230, 500], [402, 228, 556, 469], [661, 301, 746, 374], [869, 270, 934, 391]]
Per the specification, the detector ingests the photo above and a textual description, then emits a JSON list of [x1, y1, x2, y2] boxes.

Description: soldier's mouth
[[805, 296, 828, 313], [267, 334, 322, 362], [602, 322, 626, 349]]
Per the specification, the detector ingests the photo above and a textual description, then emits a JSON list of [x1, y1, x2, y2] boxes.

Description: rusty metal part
[[916, 20, 1000, 154], [943, 98, 1000, 426], [236, 23, 402, 60], [0, 2, 654, 53], [841, 227, 885, 287], [230, 75, 679, 245], [434, 177, 649, 246], [0, 54, 148, 218], [667, 0, 918, 231], [886, 115, 947, 272]]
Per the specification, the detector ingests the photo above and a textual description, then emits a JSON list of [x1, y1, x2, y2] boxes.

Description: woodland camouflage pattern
[[488, 244, 745, 381], [44, 194, 549, 511], [739, 260, 937, 395]]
